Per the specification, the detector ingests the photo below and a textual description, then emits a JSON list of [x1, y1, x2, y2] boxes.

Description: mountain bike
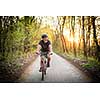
[[36, 52, 52, 81]]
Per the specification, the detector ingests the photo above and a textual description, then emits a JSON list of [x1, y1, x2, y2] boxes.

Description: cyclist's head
[[42, 34, 48, 38], [41, 34, 48, 41]]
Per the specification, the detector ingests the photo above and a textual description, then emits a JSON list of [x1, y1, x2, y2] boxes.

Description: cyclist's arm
[[36, 44, 41, 53], [49, 44, 53, 53]]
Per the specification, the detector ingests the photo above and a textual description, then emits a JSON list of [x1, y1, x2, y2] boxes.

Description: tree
[[57, 16, 68, 53], [91, 16, 100, 61], [87, 16, 91, 56], [82, 16, 87, 58], [71, 16, 76, 57]]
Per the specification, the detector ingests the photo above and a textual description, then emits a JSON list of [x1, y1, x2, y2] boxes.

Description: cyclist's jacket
[[39, 40, 51, 52]]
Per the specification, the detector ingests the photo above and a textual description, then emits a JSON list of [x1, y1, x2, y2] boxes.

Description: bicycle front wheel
[[41, 71, 44, 81]]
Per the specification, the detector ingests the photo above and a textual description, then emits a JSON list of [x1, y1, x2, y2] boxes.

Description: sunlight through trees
[[0, 16, 100, 82]]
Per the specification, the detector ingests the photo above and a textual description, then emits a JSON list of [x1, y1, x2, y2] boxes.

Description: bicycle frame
[[40, 52, 48, 80], [41, 55, 47, 71]]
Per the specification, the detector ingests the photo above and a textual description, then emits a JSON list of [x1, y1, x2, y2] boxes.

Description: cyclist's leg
[[39, 56, 43, 72], [47, 54, 51, 67]]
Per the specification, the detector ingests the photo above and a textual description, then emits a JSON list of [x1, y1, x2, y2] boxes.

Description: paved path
[[19, 53, 91, 83]]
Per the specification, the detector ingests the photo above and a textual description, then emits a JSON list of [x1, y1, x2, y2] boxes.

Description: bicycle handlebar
[[36, 52, 53, 55]]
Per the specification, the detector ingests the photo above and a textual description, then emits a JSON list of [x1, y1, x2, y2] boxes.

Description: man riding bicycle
[[36, 34, 53, 72]]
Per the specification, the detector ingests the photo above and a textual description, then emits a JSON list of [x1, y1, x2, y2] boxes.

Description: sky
[[37, 16, 58, 30]]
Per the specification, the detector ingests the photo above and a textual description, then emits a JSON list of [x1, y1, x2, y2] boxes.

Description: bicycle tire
[[41, 71, 44, 81]]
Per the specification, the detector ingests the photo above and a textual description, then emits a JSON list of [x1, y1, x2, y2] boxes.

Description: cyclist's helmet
[[42, 34, 48, 38]]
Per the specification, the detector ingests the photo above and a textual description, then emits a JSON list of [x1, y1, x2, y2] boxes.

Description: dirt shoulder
[[0, 53, 37, 83]]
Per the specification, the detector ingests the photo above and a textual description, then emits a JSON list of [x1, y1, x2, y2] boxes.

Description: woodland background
[[0, 16, 100, 82]]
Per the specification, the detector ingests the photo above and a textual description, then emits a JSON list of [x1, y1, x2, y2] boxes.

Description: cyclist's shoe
[[47, 62, 50, 68], [39, 67, 42, 72]]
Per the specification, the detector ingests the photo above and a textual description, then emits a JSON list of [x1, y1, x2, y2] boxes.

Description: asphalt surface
[[19, 53, 91, 83]]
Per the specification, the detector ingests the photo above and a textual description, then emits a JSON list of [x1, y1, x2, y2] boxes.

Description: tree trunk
[[82, 16, 87, 58], [71, 16, 76, 57], [57, 16, 68, 53], [92, 16, 100, 61], [78, 18, 81, 55], [0, 16, 2, 53], [61, 16, 68, 53], [87, 16, 91, 56]]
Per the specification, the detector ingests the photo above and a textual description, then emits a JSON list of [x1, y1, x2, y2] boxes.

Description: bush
[[83, 59, 100, 68]]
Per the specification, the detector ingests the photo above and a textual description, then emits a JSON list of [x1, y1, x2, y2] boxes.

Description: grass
[[83, 59, 100, 68], [54, 50, 100, 69]]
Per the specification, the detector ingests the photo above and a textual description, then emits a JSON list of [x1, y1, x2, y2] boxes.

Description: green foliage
[[0, 16, 41, 67], [83, 58, 100, 68], [0, 16, 100, 81]]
